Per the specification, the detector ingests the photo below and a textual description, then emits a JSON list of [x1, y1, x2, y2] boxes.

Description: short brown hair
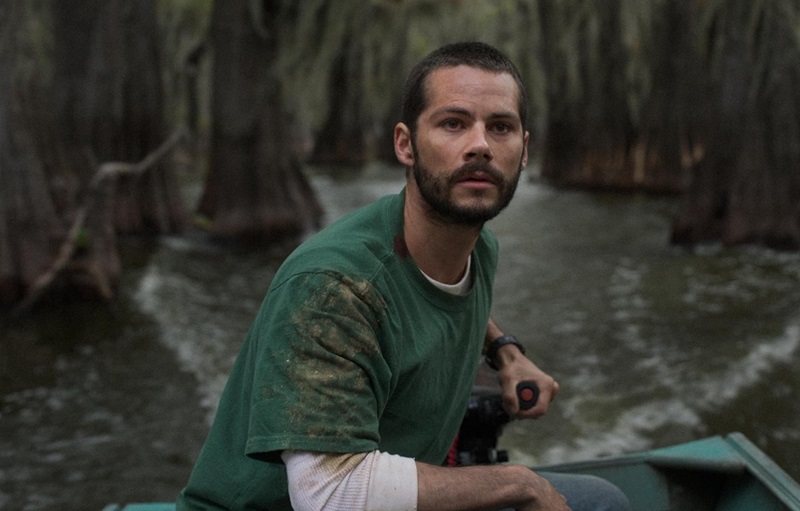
[[401, 42, 528, 134]]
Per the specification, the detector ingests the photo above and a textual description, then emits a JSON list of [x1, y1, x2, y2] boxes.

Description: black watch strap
[[485, 335, 526, 370]]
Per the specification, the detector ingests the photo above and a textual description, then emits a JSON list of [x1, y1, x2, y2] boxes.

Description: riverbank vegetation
[[1, 0, 799, 310]]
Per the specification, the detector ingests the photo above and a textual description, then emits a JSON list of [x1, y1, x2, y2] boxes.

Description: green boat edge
[[536, 432, 800, 511], [103, 432, 800, 511]]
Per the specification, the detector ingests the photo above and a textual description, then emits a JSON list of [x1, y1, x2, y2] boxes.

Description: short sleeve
[[244, 271, 391, 461]]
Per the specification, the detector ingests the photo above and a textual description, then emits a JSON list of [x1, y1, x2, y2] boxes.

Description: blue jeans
[[538, 471, 632, 511]]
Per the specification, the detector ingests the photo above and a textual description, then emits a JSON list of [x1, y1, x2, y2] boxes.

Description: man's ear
[[521, 130, 530, 168], [394, 122, 414, 167]]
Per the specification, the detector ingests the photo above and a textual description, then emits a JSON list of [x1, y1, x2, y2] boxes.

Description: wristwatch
[[485, 335, 526, 370]]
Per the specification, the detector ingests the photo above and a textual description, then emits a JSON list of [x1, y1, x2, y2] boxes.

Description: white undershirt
[[282, 450, 417, 511], [281, 256, 472, 510], [421, 255, 472, 296]]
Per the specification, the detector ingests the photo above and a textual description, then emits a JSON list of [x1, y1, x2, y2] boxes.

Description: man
[[178, 42, 630, 511]]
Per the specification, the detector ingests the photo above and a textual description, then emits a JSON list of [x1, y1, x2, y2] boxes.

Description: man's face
[[408, 65, 529, 226]]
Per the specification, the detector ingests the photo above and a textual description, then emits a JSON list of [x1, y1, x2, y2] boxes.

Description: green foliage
[[75, 227, 90, 250]]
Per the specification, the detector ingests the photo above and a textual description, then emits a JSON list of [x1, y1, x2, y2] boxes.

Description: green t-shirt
[[178, 191, 498, 510]]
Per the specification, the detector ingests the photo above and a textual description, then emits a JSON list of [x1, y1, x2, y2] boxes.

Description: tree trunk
[[308, 33, 368, 166], [50, 0, 189, 235], [0, 0, 62, 304], [538, 0, 689, 192], [307, 4, 409, 167], [197, 0, 323, 242], [672, 1, 800, 249], [538, 0, 635, 189], [633, 0, 702, 193]]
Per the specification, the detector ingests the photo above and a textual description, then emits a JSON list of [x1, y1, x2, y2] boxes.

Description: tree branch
[[13, 127, 190, 315]]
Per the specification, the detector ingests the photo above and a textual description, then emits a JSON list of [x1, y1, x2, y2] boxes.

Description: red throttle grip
[[516, 381, 540, 410]]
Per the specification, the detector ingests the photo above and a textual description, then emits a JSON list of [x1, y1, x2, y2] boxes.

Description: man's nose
[[464, 126, 493, 161]]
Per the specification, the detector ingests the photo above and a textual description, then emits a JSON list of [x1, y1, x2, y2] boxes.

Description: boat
[[104, 389, 800, 511], [536, 432, 800, 511]]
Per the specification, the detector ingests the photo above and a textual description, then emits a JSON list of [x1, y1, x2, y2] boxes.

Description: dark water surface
[[2, 165, 799, 510]]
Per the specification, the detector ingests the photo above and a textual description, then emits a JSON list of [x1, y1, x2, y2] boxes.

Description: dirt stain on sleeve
[[268, 272, 388, 442]]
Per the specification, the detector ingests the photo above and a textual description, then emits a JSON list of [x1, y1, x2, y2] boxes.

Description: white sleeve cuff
[[282, 450, 417, 511], [365, 451, 418, 511]]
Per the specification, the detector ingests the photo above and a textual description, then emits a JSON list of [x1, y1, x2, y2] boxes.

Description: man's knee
[[538, 471, 632, 511]]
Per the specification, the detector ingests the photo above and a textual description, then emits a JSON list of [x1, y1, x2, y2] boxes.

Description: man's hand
[[483, 319, 560, 419], [494, 344, 560, 419]]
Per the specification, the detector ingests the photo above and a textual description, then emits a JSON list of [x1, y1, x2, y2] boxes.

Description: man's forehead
[[424, 66, 522, 114]]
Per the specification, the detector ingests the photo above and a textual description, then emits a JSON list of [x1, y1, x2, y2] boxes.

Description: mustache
[[448, 160, 504, 185]]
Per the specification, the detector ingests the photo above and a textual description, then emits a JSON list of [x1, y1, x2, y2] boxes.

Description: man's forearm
[[484, 318, 528, 371], [483, 317, 505, 354], [416, 461, 568, 511], [284, 450, 567, 511]]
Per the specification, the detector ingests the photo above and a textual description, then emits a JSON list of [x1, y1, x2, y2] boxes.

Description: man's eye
[[442, 119, 462, 130], [492, 123, 512, 133]]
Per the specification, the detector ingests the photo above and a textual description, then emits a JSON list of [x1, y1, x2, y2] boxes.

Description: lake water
[[2, 164, 799, 510]]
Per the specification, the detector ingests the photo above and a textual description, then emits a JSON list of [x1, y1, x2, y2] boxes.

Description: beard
[[412, 149, 522, 226]]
